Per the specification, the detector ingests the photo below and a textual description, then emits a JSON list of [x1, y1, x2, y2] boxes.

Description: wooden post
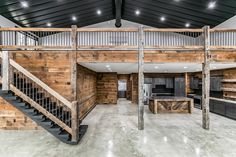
[[202, 26, 210, 130], [71, 101, 79, 142], [138, 26, 144, 130], [184, 72, 188, 97], [71, 25, 78, 101], [2, 50, 10, 91]]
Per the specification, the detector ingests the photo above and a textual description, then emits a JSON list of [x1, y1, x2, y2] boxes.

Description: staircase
[[0, 55, 87, 145]]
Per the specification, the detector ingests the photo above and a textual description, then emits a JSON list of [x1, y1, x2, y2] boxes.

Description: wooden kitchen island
[[149, 96, 194, 114]]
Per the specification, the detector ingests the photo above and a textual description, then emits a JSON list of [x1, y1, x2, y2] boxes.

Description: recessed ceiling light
[[47, 23, 52, 27], [208, 1, 216, 9], [72, 16, 77, 21], [20, 1, 29, 8], [97, 10, 101, 15], [135, 10, 140, 16], [160, 16, 166, 22], [185, 23, 190, 27]]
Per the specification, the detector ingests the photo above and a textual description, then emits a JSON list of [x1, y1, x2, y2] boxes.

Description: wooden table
[[149, 96, 194, 114]]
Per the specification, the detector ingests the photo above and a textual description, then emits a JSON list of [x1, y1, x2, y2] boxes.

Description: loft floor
[[0, 99, 236, 157]]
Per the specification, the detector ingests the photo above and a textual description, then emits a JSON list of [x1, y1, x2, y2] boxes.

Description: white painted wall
[[0, 15, 19, 27], [84, 19, 151, 28], [215, 15, 236, 29]]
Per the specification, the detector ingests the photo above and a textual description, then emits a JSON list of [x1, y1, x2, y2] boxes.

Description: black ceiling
[[0, 0, 236, 28]]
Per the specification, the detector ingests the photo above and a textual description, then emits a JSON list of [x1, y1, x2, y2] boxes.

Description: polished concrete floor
[[0, 99, 236, 157]]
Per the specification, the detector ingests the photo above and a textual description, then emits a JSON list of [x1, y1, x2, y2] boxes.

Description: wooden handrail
[[144, 28, 204, 32], [0, 27, 71, 32], [0, 52, 72, 109], [76, 28, 138, 32], [210, 28, 236, 32], [0, 27, 236, 33]]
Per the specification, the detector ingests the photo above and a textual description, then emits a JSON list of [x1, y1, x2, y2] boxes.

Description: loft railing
[[0, 26, 236, 51], [0, 52, 79, 142]]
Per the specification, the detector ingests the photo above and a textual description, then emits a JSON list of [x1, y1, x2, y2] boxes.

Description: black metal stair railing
[[0, 56, 87, 144], [13, 71, 72, 127]]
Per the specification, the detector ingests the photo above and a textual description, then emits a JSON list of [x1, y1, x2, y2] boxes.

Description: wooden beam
[[184, 73, 188, 97], [2, 51, 10, 91], [71, 101, 79, 142], [138, 26, 144, 130], [202, 26, 210, 130], [71, 25, 78, 101]]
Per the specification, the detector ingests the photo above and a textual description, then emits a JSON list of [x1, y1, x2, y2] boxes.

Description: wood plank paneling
[[130, 73, 138, 104], [223, 68, 236, 101], [13, 52, 72, 101], [0, 97, 40, 130], [97, 73, 118, 104], [77, 65, 97, 120]]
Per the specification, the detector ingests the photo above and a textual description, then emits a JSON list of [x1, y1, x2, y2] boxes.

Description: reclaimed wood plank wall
[[223, 68, 236, 101], [0, 97, 40, 130], [130, 73, 138, 104], [97, 73, 118, 104], [12, 52, 72, 101], [77, 64, 97, 120]]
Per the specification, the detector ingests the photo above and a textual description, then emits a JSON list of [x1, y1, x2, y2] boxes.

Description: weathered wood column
[[70, 26, 79, 141], [71, 25, 78, 101], [202, 26, 210, 130], [2, 50, 10, 91], [71, 101, 79, 142], [138, 26, 144, 130]]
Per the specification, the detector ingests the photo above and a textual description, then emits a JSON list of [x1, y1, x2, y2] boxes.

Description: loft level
[[0, 27, 236, 51]]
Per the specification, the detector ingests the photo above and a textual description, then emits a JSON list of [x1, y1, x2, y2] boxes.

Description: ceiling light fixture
[[160, 16, 166, 22], [47, 23, 52, 27], [20, 1, 29, 8], [72, 16, 77, 21], [106, 65, 110, 68], [135, 10, 140, 16], [185, 23, 190, 28], [97, 10, 101, 15], [208, 1, 216, 9]]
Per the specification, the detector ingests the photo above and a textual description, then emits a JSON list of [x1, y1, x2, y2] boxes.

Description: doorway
[[118, 80, 127, 98]]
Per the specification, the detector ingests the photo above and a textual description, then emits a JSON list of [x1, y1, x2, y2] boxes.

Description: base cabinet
[[189, 94, 236, 120]]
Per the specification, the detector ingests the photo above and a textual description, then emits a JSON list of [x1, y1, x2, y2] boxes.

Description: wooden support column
[[138, 26, 144, 130], [202, 26, 211, 130], [71, 25, 78, 101], [184, 73, 188, 97], [2, 50, 10, 91], [71, 101, 79, 142]]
